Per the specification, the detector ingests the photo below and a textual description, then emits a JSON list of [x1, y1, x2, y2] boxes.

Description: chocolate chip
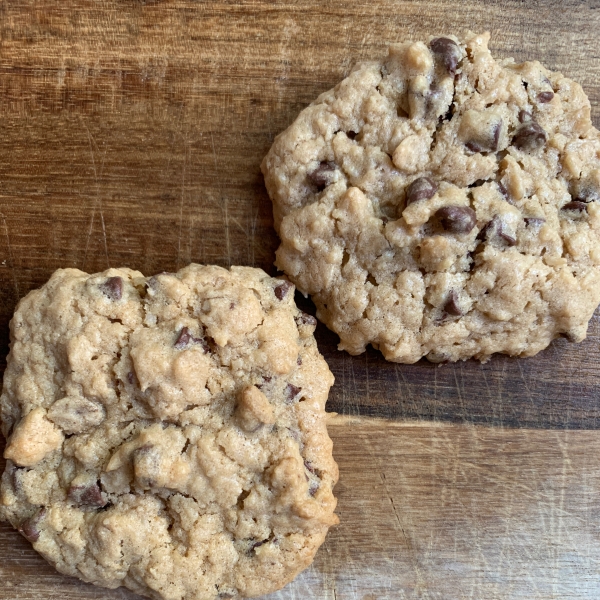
[[497, 182, 510, 199], [295, 312, 317, 328], [274, 281, 294, 300], [297, 356, 302, 366], [562, 201, 588, 212], [477, 215, 516, 245], [9, 464, 23, 494], [406, 177, 438, 206], [512, 121, 546, 151], [250, 538, 269, 552], [429, 37, 461, 75], [174, 327, 192, 348], [304, 460, 315, 474], [127, 371, 135, 384], [462, 114, 503, 153], [499, 230, 517, 246], [174, 327, 209, 352], [571, 178, 600, 203], [68, 482, 106, 508], [524, 217, 546, 227], [489, 120, 502, 151], [309, 481, 319, 496], [18, 508, 46, 543], [518, 110, 532, 123], [465, 141, 483, 153], [477, 217, 498, 241], [346, 131, 357, 140], [307, 161, 336, 192], [99, 276, 123, 301], [435, 206, 477, 234], [443, 290, 463, 316], [537, 91, 554, 103], [284, 383, 302, 404]]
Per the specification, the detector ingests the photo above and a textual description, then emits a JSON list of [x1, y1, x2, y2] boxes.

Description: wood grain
[[3, 417, 600, 600], [0, 0, 599, 426], [1, 1, 600, 598]]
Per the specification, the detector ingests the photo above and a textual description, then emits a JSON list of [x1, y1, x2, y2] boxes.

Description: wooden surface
[[4, 417, 600, 600], [1, 1, 600, 598]]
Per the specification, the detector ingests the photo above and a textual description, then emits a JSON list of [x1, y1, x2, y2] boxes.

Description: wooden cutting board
[[1, 1, 600, 598]]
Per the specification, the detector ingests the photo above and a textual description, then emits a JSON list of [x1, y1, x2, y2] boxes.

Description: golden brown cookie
[[0, 264, 338, 599], [262, 32, 600, 363]]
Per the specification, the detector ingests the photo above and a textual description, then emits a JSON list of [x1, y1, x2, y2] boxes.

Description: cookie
[[0, 265, 338, 599], [262, 31, 600, 363]]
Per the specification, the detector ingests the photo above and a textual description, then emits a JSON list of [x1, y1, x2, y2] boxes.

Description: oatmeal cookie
[[262, 32, 600, 362], [0, 265, 338, 599]]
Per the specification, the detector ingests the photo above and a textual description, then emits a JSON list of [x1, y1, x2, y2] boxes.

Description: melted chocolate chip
[[174, 327, 209, 352], [443, 290, 463, 317], [524, 217, 545, 228], [406, 177, 438, 206], [284, 383, 302, 404], [274, 280, 294, 300], [512, 121, 547, 151], [562, 201, 588, 212], [99, 276, 123, 301], [307, 161, 336, 192], [18, 508, 46, 543], [435, 206, 477, 234], [429, 37, 461, 75], [68, 482, 106, 508], [537, 91, 554, 103]]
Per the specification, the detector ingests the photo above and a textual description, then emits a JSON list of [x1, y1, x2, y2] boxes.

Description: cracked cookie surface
[[262, 32, 600, 363], [0, 264, 338, 600]]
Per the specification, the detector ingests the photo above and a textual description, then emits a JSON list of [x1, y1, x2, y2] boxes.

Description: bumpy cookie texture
[[0, 265, 338, 600], [262, 32, 600, 363]]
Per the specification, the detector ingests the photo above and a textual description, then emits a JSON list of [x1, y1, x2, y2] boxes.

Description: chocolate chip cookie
[[262, 32, 600, 363], [0, 265, 338, 599]]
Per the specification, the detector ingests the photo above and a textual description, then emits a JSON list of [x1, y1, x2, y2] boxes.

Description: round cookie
[[0, 265, 338, 600], [262, 31, 600, 363]]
